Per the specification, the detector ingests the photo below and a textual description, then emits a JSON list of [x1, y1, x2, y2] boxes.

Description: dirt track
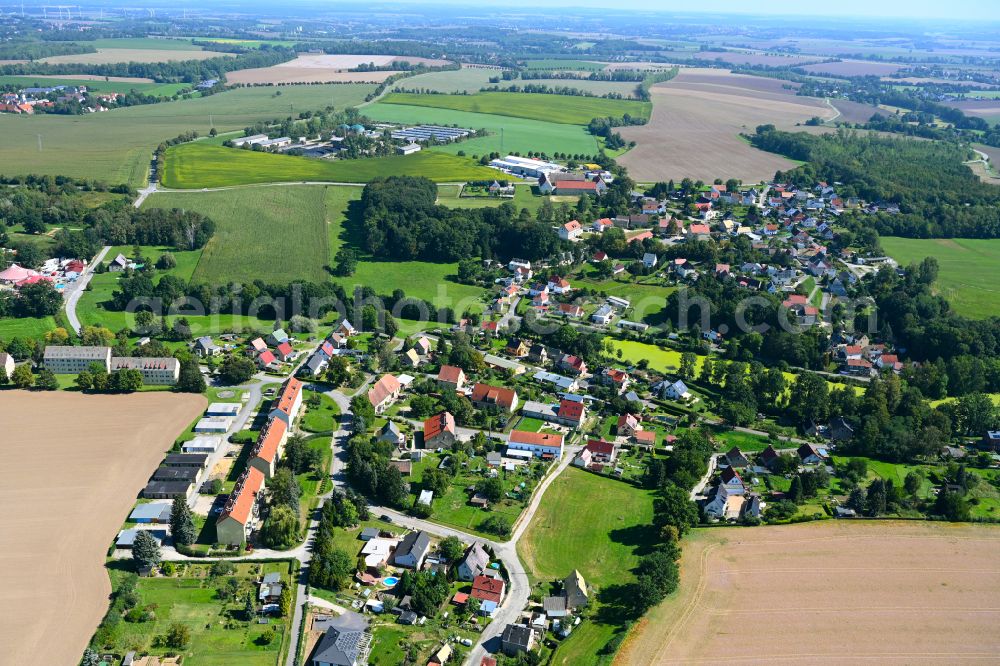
[[619, 69, 834, 183], [616, 521, 1000, 665], [0, 391, 205, 666]]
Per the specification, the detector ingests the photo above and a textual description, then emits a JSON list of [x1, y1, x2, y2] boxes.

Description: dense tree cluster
[[360, 176, 567, 262]]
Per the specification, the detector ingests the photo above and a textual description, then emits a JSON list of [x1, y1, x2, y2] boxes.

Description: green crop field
[[513, 77, 642, 98], [519, 467, 657, 666], [380, 91, 651, 125], [0, 83, 375, 187], [363, 103, 601, 157], [0, 75, 190, 96], [144, 186, 330, 284], [880, 236, 1000, 318], [523, 59, 608, 71], [162, 143, 500, 188], [395, 67, 497, 93]]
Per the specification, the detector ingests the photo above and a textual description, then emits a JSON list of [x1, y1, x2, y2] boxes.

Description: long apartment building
[[216, 466, 266, 546], [43, 345, 112, 374], [110, 356, 181, 385]]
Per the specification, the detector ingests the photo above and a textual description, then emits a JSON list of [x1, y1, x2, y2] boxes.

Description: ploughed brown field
[[830, 99, 885, 124], [0, 391, 206, 666], [619, 68, 835, 183], [226, 54, 452, 84], [948, 99, 1000, 120], [616, 521, 1000, 665]]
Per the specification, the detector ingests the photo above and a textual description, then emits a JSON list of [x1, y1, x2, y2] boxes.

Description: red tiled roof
[[253, 417, 287, 464], [509, 430, 564, 449], [617, 413, 639, 430], [471, 575, 505, 603], [634, 430, 655, 444], [218, 466, 265, 525], [276, 341, 293, 357], [368, 373, 401, 408], [258, 350, 276, 365], [557, 398, 584, 422], [438, 365, 465, 384], [471, 382, 517, 410], [424, 411, 456, 441], [586, 440, 615, 456], [273, 377, 302, 417], [557, 181, 597, 191]]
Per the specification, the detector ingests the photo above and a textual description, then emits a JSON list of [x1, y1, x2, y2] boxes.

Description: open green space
[[435, 183, 548, 213], [508, 77, 642, 98], [96, 561, 295, 666], [87, 37, 209, 51], [145, 186, 331, 284], [301, 391, 341, 433], [880, 236, 1000, 318], [0, 83, 376, 187], [518, 466, 657, 666], [710, 428, 774, 452], [380, 91, 650, 125], [0, 75, 191, 96], [363, 103, 600, 157], [523, 59, 608, 71], [396, 67, 497, 93], [162, 143, 499, 188], [0, 315, 58, 340]]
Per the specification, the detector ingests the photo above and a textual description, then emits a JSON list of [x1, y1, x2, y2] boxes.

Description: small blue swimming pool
[[383, 576, 399, 587]]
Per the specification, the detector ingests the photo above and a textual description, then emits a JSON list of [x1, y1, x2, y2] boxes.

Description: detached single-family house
[[472, 575, 506, 604], [798, 443, 828, 464], [559, 220, 583, 241], [458, 542, 491, 581], [507, 430, 565, 459], [617, 413, 641, 437], [368, 374, 402, 413], [378, 421, 406, 447], [437, 365, 466, 391], [193, 336, 221, 357], [662, 380, 691, 401], [424, 411, 457, 449], [394, 530, 432, 569], [501, 624, 536, 657], [642, 252, 658, 269], [266, 329, 289, 346], [471, 382, 518, 413], [310, 611, 370, 666]]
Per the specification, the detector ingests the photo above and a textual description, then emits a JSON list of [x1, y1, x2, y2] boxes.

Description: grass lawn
[[609, 339, 700, 375], [516, 416, 548, 432], [162, 143, 499, 188], [297, 435, 333, 524], [395, 67, 497, 94], [144, 186, 330, 284], [571, 266, 677, 323], [97, 561, 295, 665], [518, 467, 658, 666], [710, 428, 774, 452], [0, 83, 376, 187], [301, 391, 341, 433], [435, 183, 548, 213], [879, 237, 1000, 318], [0, 315, 58, 340], [363, 102, 601, 157], [381, 91, 650, 126]]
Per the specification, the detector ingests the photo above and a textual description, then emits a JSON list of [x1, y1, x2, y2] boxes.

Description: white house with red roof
[[507, 430, 565, 459], [558, 220, 583, 241]]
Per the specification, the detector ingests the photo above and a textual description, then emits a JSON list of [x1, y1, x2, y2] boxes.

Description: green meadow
[[880, 236, 1000, 318], [0, 83, 376, 186], [380, 91, 651, 125], [363, 103, 601, 156], [162, 143, 499, 188], [518, 467, 658, 666], [396, 67, 497, 93], [523, 59, 608, 71], [144, 186, 332, 284], [0, 75, 190, 96]]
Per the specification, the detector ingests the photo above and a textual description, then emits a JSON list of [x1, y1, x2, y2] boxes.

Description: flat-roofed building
[[43, 345, 111, 374]]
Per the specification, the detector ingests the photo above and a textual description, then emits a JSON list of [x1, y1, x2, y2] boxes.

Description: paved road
[[64, 245, 111, 334], [134, 181, 157, 208], [690, 453, 721, 500]]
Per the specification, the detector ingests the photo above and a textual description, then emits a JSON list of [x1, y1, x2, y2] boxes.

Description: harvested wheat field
[[616, 521, 1000, 665], [227, 53, 451, 84], [619, 68, 835, 183], [0, 391, 206, 666], [798, 60, 905, 77], [41, 48, 230, 64], [692, 51, 819, 67]]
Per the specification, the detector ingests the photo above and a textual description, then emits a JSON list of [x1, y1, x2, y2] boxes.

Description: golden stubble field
[[616, 521, 1000, 665], [227, 54, 453, 84], [619, 68, 835, 183], [0, 391, 206, 666]]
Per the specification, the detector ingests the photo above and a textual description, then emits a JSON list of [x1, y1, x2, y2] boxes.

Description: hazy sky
[[401, 0, 1000, 21]]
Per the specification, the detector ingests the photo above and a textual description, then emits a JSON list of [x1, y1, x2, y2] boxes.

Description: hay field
[[0, 391, 206, 666], [225, 54, 449, 85], [41, 48, 229, 64], [798, 59, 905, 77], [618, 68, 834, 183], [616, 521, 1000, 666]]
